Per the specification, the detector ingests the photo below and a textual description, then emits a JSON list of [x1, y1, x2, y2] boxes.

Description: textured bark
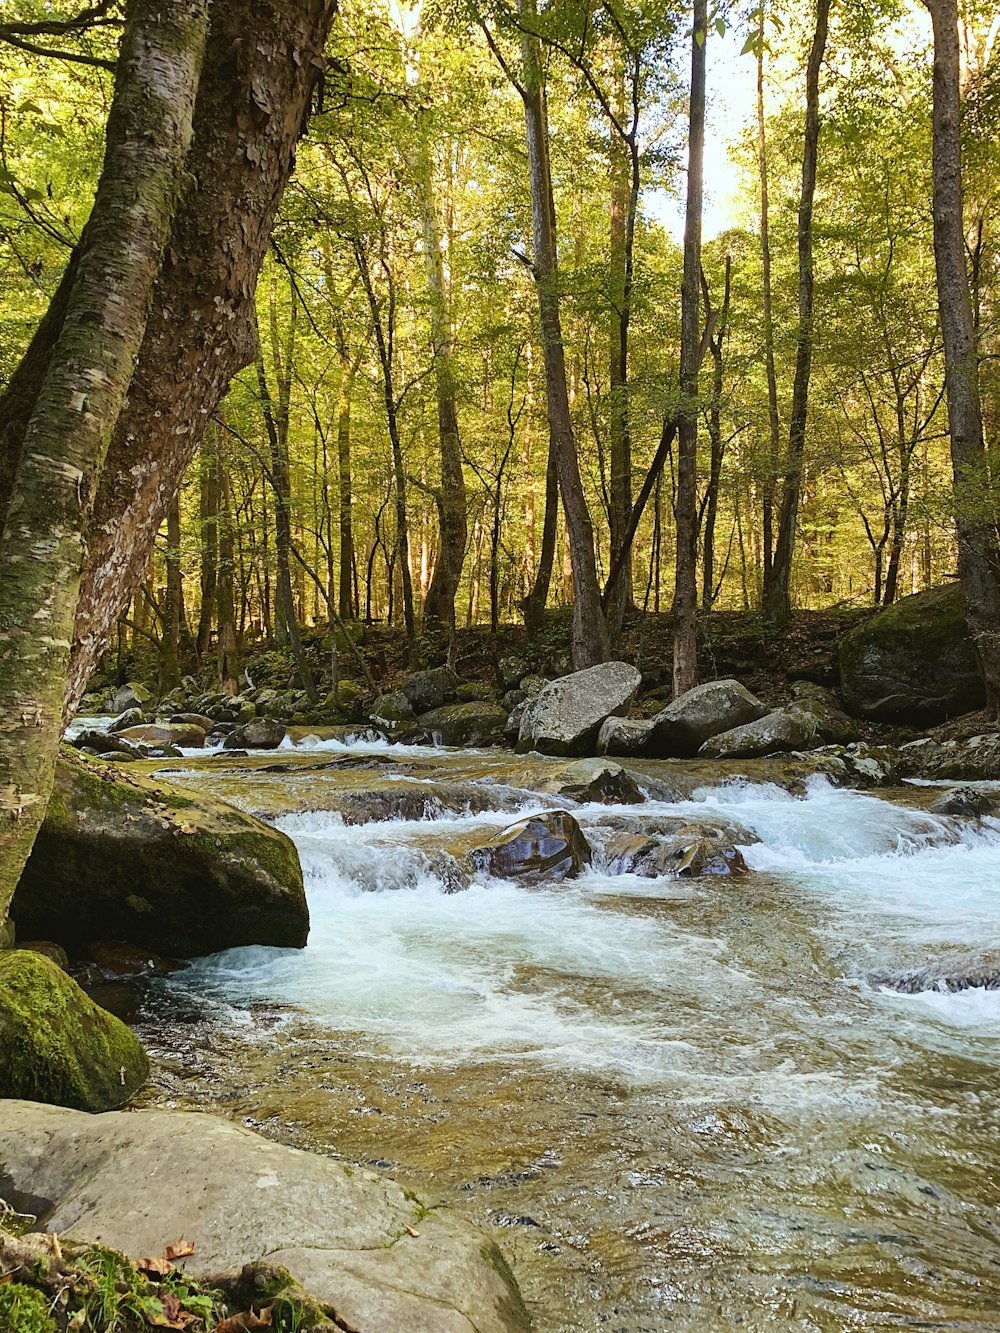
[[161, 493, 184, 691], [924, 0, 1000, 715], [764, 0, 831, 623], [195, 433, 218, 659], [701, 256, 731, 609], [523, 433, 559, 637], [336, 354, 358, 621], [63, 0, 337, 717], [673, 0, 707, 698], [756, 11, 780, 596], [216, 447, 240, 695], [518, 0, 609, 668], [0, 0, 207, 920]]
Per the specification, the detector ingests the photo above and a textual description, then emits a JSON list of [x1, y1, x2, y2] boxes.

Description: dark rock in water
[[369, 690, 416, 727], [0, 950, 148, 1111], [335, 783, 510, 824], [400, 666, 459, 713], [839, 583, 984, 722], [101, 749, 140, 762], [870, 961, 1000, 994], [119, 722, 207, 748], [929, 786, 997, 817], [596, 716, 654, 757], [536, 758, 645, 805], [699, 708, 816, 759], [72, 728, 143, 757], [517, 661, 641, 756], [108, 707, 145, 733], [223, 718, 286, 750], [11, 751, 308, 957], [169, 711, 217, 733], [598, 816, 752, 877], [419, 702, 509, 747], [648, 680, 768, 758], [82, 940, 180, 981], [471, 810, 592, 882], [17, 940, 70, 970]]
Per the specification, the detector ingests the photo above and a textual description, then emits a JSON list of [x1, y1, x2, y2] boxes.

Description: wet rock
[[108, 681, 152, 714], [699, 708, 816, 759], [107, 707, 145, 734], [537, 758, 645, 805], [869, 959, 1000, 994], [11, 751, 308, 958], [335, 784, 510, 824], [839, 583, 983, 722], [370, 690, 416, 726], [517, 661, 642, 756], [17, 940, 70, 970], [601, 827, 749, 877], [223, 718, 286, 750], [470, 810, 592, 882], [82, 941, 180, 980], [119, 722, 207, 748], [419, 702, 509, 747], [928, 786, 997, 817], [0, 1102, 528, 1333], [169, 711, 217, 732], [0, 951, 148, 1111], [648, 679, 768, 757], [596, 716, 654, 757], [401, 666, 459, 713], [72, 728, 142, 758]]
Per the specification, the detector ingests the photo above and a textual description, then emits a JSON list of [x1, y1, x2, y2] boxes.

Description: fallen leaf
[[165, 1237, 196, 1262], [406, 1225, 420, 1237], [215, 1308, 273, 1332], [149, 1291, 198, 1329]]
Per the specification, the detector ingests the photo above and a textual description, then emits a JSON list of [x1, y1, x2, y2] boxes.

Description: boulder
[[418, 702, 509, 747], [788, 682, 860, 744], [108, 681, 152, 714], [0, 952, 148, 1111], [699, 707, 817, 759], [536, 758, 645, 805], [71, 729, 143, 758], [928, 786, 997, 817], [107, 707, 145, 734], [16, 940, 69, 970], [400, 666, 459, 713], [596, 716, 654, 757], [119, 722, 207, 748], [169, 711, 217, 732], [838, 582, 984, 721], [601, 826, 749, 877], [471, 811, 592, 882], [11, 751, 308, 957], [223, 718, 286, 750], [498, 654, 530, 690], [370, 690, 416, 726], [647, 679, 768, 757], [0, 1102, 527, 1333], [516, 661, 642, 756]]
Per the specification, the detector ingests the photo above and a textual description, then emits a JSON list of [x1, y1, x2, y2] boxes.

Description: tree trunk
[[523, 432, 558, 636], [756, 6, 780, 597], [701, 256, 731, 608], [673, 0, 707, 698], [924, 0, 1000, 714], [195, 431, 218, 659], [0, 0, 207, 920], [216, 447, 240, 696], [161, 492, 184, 691], [336, 354, 358, 621], [518, 0, 609, 668], [51, 0, 337, 718], [764, 0, 831, 623]]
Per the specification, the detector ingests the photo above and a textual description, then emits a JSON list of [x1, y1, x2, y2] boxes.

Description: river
[[129, 735, 1000, 1331]]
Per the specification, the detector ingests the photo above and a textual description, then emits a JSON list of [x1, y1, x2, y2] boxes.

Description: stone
[[17, 941, 69, 970], [335, 678, 361, 708], [601, 826, 749, 877], [699, 708, 817, 759], [838, 582, 984, 722], [518, 674, 547, 698], [0, 952, 148, 1111], [108, 681, 152, 714], [0, 1102, 527, 1333], [401, 666, 460, 713], [118, 722, 207, 748], [223, 718, 286, 750], [596, 716, 654, 756], [370, 690, 416, 725], [504, 701, 526, 744], [72, 729, 145, 759], [169, 712, 217, 732], [787, 683, 859, 744], [471, 811, 592, 882], [928, 786, 997, 817], [647, 679, 768, 757], [107, 707, 144, 734], [498, 654, 530, 690], [82, 940, 180, 980], [536, 758, 645, 805], [517, 661, 642, 756], [456, 681, 497, 703], [418, 702, 509, 748], [11, 751, 308, 958]]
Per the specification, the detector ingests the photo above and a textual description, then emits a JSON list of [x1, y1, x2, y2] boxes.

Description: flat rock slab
[[517, 661, 642, 755], [0, 1102, 527, 1333]]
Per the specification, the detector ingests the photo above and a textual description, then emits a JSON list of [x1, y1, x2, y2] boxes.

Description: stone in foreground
[[471, 810, 592, 881], [0, 952, 148, 1111], [0, 1103, 527, 1333], [11, 751, 308, 957], [648, 679, 768, 757], [517, 661, 641, 755]]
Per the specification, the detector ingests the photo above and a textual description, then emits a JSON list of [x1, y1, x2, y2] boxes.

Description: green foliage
[[0, 1281, 56, 1333]]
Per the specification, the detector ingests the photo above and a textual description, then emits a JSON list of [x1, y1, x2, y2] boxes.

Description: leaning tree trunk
[[764, 0, 831, 623], [0, 0, 207, 921], [195, 432, 219, 660], [523, 434, 559, 637], [49, 0, 337, 719], [672, 0, 707, 698], [924, 0, 1000, 714], [519, 0, 610, 668]]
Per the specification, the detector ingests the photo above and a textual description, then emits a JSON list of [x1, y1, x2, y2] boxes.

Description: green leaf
[[715, 16, 726, 37], [694, 26, 706, 45]]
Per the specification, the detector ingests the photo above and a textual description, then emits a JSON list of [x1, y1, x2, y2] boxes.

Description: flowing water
[[129, 736, 1000, 1331]]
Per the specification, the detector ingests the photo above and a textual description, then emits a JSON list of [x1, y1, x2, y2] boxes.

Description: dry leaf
[[165, 1237, 196, 1262], [149, 1291, 198, 1329], [215, 1307, 273, 1332]]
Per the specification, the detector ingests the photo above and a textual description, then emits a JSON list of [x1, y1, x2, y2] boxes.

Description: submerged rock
[[928, 786, 997, 817], [648, 679, 768, 757], [419, 702, 509, 747], [517, 661, 641, 756], [535, 758, 646, 805], [838, 583, 983, 722], [0, 1102, 528, 1333], [0, 951, 148, 1111], [11, 751, 308, 957], [223, 718, 286, 750], [471, 810, 592, 882], [333, 782, 511, 824]]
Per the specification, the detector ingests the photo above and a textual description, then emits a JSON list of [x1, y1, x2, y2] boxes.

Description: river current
[[128, 734, 1000, 1331]]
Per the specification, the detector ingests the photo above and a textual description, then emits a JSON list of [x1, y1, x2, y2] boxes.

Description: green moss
[[481, 1240, 532, 1331], [0, 1282, 56, 1333], [0, 950, 149, 1111]]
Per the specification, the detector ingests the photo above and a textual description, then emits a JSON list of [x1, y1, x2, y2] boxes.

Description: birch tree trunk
[[0, 0, 207, 921]]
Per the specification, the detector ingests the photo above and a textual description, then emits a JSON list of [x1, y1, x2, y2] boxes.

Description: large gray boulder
[[11, 751, 308, 957], [699, 707, 817, 759], [648, 679, 768, 757], [596, 715, 654, 756], [0, 1102, 527, 1333], [419, 701, 509, 747], [401, 666, 459, 713], [838, 583, 984, 721], [516, 661, 641, 755]]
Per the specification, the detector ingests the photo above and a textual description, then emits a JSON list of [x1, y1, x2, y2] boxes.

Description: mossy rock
[[0, 950, 148, 1112], [418, 702, 509, 747], [838, 583, 984, 722], [11, 749, 308, 958]]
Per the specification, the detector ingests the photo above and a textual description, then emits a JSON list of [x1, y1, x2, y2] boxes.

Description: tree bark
[[673, 0, 707, 697], [764, 0, 831, 623], [701, 256, 731, 608], [924, 0, 1000, 714], [216, 446, 240, 695], [518, 0, 609, 667], [161, 492, 184, 691], [336, 353, 358, 621], [195, 432, 218, 659], [523, 432, 559, 637], [755, 8, 780, 598], [0, 0, 207, 920]]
